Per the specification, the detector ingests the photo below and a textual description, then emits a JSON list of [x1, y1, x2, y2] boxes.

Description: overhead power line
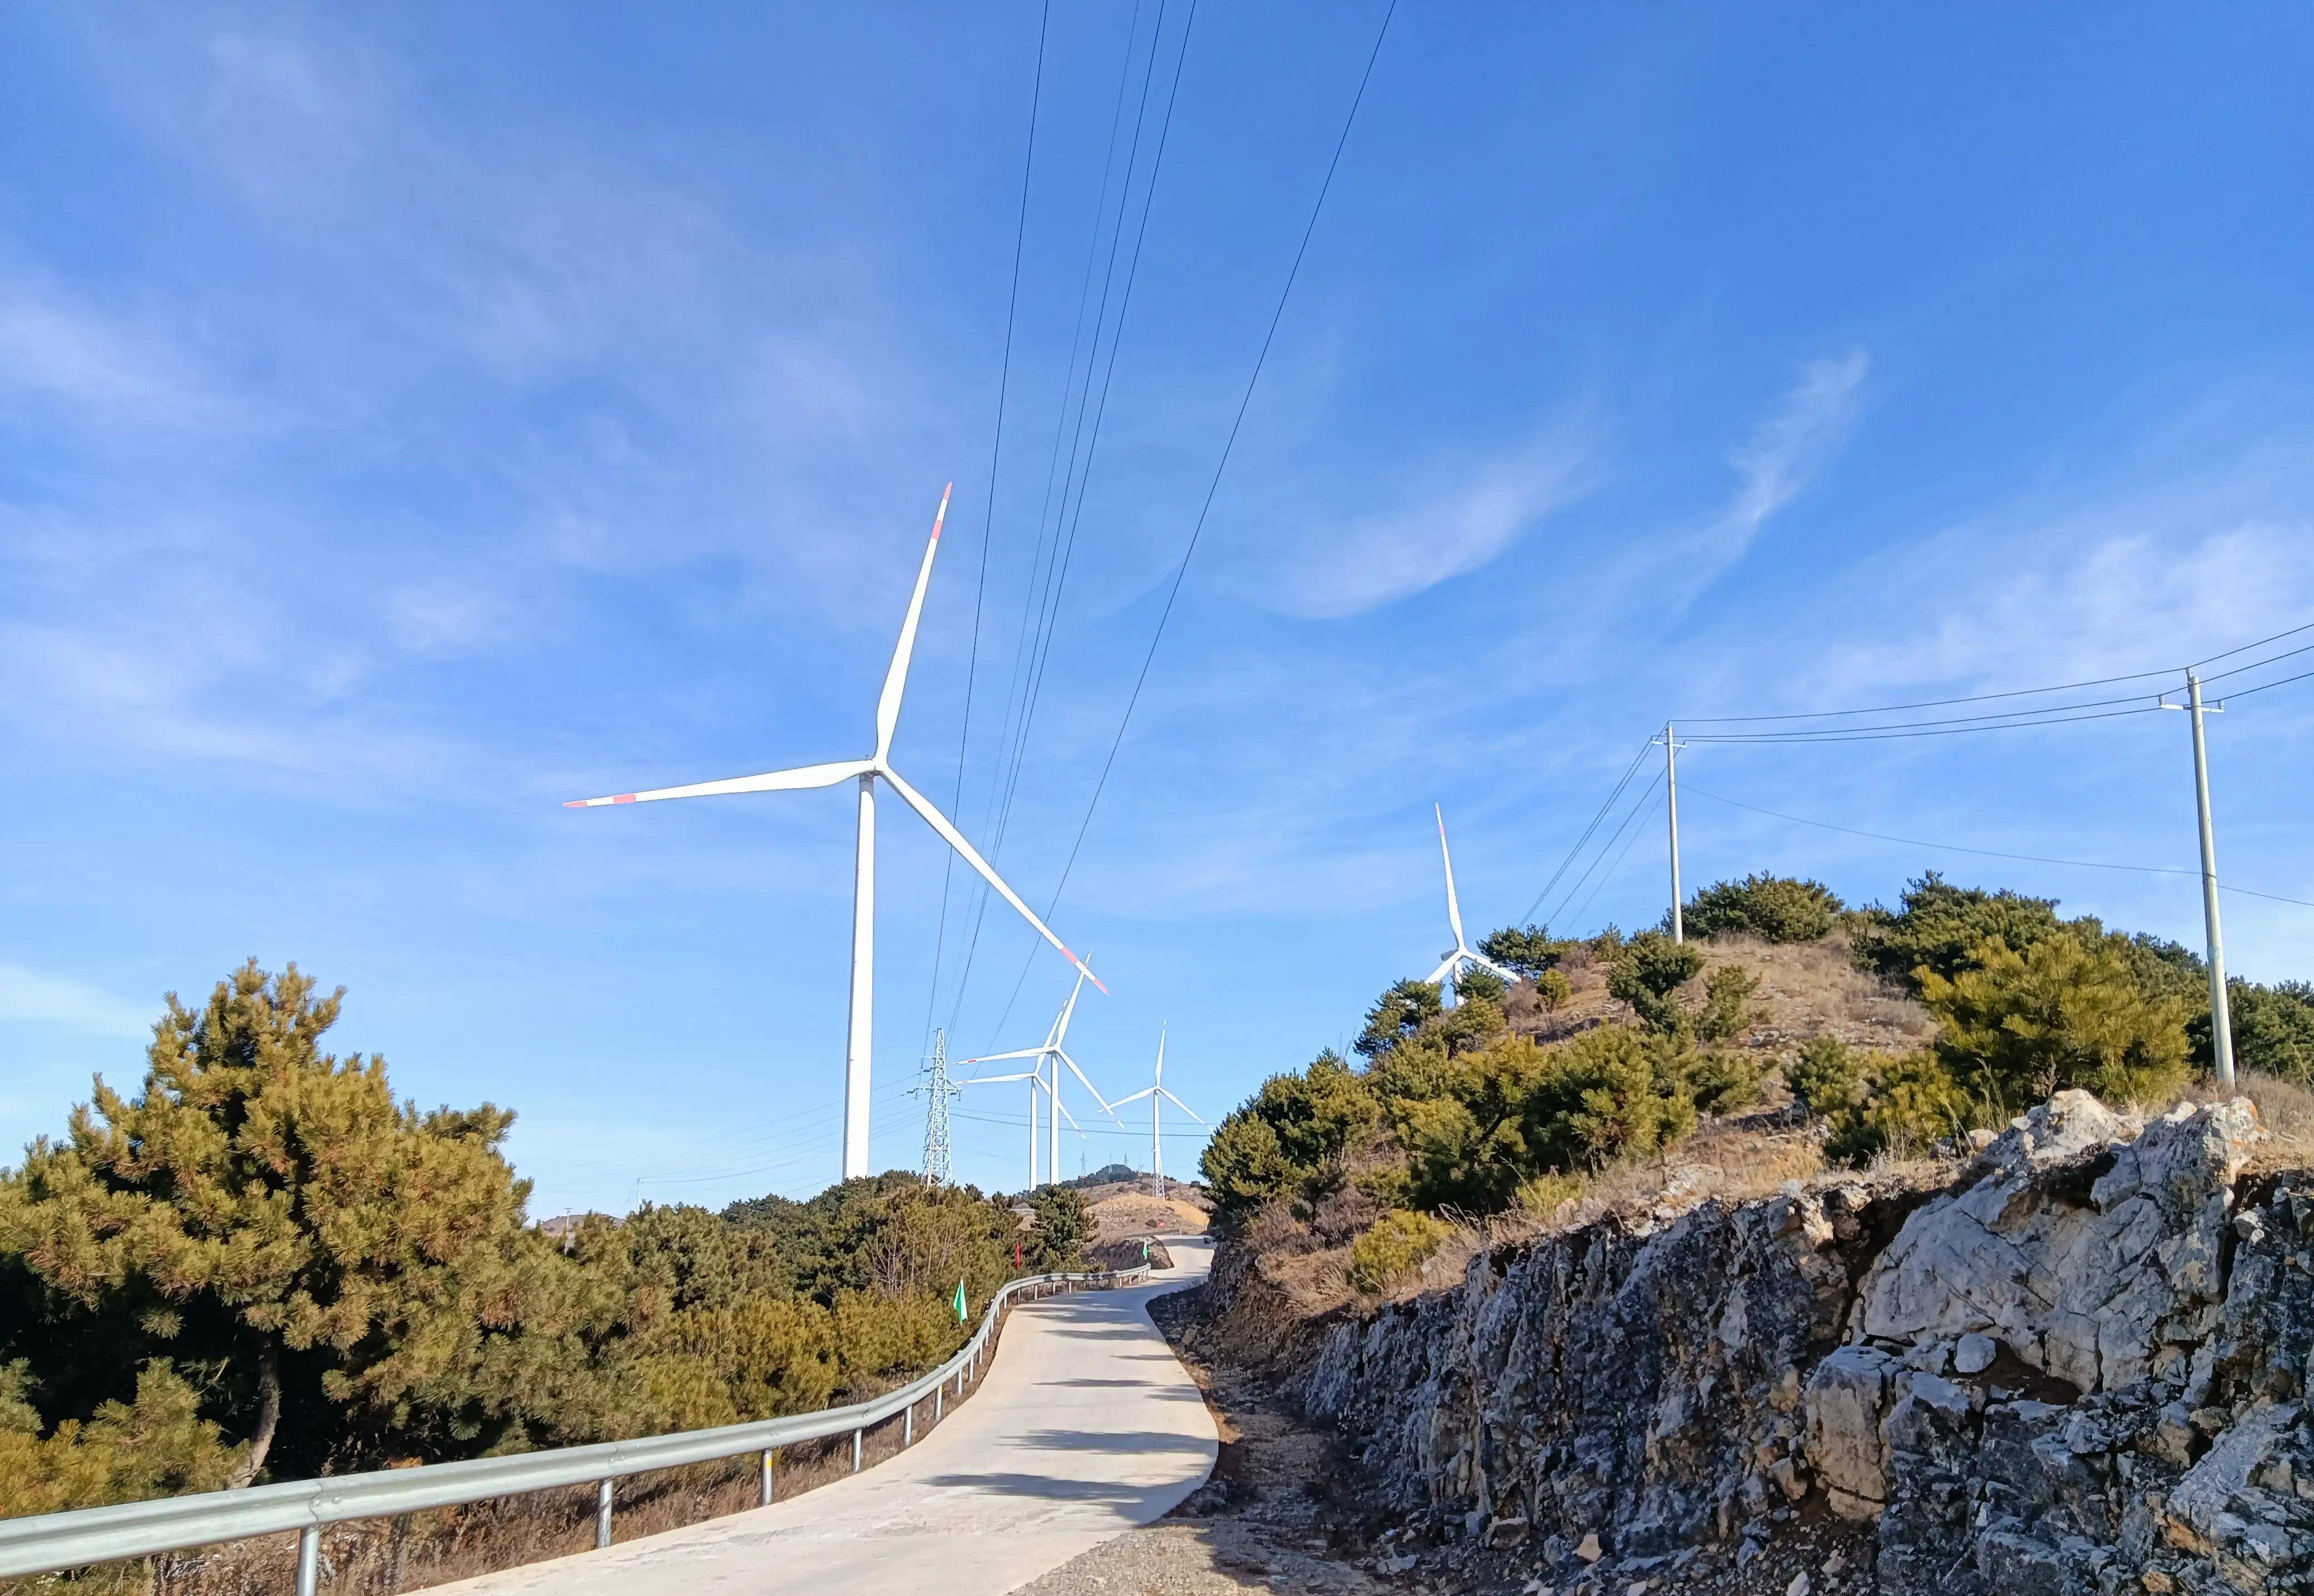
[[1678, 614, 2314, 731], [1677, 669, 2178, 725], [924, 0, 1052, 1063], [1683, 703, 2167, 745], [2201, 650, 2314, 692], [979, 0, 1401, 1044], [947, 0, 1178, 1038], [1552, 767, 1665, 930], [2192, 617, 2314, 669], [1520, 741, 1652, 924], [1680, 781, 2314, 910]]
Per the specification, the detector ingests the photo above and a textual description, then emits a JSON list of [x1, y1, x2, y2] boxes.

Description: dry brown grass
[[1500, 932, 1931, 1058], [1684, 933, 1935, 1052], [8, 1292, 1081, 1596], [1090, 1190, 1210, 1246], [2232, 1069, 2314, 1172]]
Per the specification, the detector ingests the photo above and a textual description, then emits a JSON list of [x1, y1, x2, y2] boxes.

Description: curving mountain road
[[433, 1236, 1218, 1596]]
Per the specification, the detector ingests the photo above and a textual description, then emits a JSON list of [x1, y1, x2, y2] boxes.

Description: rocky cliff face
[[1299, 1094, 2312, 1592]]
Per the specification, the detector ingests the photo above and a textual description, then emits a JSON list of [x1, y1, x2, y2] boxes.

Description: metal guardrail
[[0, 1265, 1150, 1592]]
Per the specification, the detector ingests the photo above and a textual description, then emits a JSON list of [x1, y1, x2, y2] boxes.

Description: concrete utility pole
[[1654, 721, 1685, 942], [2182, 670, 2236, 1089]]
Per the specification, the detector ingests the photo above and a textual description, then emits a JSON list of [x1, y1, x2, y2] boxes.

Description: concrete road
[[433, 1237, 1217, 1596]]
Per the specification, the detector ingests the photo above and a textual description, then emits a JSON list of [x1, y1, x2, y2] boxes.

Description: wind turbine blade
[[1154, 1023, 1165, 1088], [962, 1047, 1045, 1065], [874, 484, 952, 762], [565, 758, 874, 808], [1055, 1099, 1084, 1135], [1423, 954, 1458, 987], [1112, 1087, 1156, 1105], [1156, 1087, 1205, 1124], [1474, 954, 1522, 985], [1054, 967, 1090, 1047], [1436, 804, 1468, 950], [878, 764, 1107, 993], [960, 1070, 1037, 1086], [1055, 1048, 1120, 1118]]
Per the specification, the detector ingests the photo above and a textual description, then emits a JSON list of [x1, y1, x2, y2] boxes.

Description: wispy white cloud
[[1738, 434, 2314, 710], [1217, 415, 1599, 619], [0, 274, 225, 429], [0, 965, 151, 1039], [1688, 347, 1868, 581]]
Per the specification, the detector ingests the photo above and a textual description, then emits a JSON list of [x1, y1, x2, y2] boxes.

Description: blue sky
[[4, 4, 2311, 1217]]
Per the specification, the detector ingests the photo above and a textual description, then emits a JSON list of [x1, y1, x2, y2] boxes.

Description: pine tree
[[0, 960, 593, 1481]]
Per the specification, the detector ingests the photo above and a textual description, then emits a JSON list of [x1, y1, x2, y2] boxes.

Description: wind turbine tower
[[565, 485, 1105, 1181], [1427, 805, 1519, 1008], [965, 969, 1118, 1189], [1115, 1024, 1204, 1200]]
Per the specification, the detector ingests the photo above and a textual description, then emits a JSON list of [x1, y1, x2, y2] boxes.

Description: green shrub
[[1920, 935, 2191, 1112], [2107, 933, 2208, 1009], [1697, 963, 1762, 1042], [0, 1359, 238, 1518], [1820, 1050, 1977, 1167], [1512, 1171, 1586, 1217], [1851, 872, 2066, 986], [1347, 1211, 1454, 1295], [624, 1203, 787, 1316], [631, 1296, 842, 1431], [1199, 1114, 1294, 1218], [2198, 979, 2314, 1083], [1438, 995, 1508, 1055], [832, 1290, 960, 1386], [1534, 969, 1573, 1010], [1683, 1048, 1764, 1118], [1479, 924, 1566, 980], [1685, 874, 1844, 943], [1397, 1026, 1708, 1212], [1356, 980, 1443, 1058], [1451, 965, 1510, 1007], [1023, 1187, 1094, 1271], [1788, 1036, 1866, 1117], [1608, 931, 1706, 1034], [1537, 1025, 1701, 1169]]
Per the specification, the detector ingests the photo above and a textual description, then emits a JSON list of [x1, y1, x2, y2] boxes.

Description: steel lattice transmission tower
[[917, 1029, 963, 1186]]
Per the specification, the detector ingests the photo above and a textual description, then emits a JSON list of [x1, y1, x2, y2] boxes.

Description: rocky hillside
[[1202, 1093, 2308, 1593]]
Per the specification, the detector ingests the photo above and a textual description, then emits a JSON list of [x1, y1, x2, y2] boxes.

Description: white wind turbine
[[1426, 804, 1518, 1009], [566, 485, 1105, 1182], [964, 968, 1118, 1191], [1113, 1024, 1203, 1200]]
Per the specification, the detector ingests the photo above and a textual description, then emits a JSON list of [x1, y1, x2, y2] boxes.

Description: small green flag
[[953, 1278, 968, 1324]]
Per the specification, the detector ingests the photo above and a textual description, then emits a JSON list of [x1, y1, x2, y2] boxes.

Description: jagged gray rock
[[1293, 1096, 2314, 1592]]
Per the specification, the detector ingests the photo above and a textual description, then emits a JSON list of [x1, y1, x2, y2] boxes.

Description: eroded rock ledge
[[1300, 1093, 2313, 1593]]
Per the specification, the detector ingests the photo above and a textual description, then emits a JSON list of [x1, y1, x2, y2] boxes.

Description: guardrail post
[[852, 1429, 863, 1472], [296, 1525, 320, 1596], [595, 1479, 613, 1549], [760, 1448, 775, 1506], [903, 1402, 914, 1447], [934, 1384, 943, 1421]]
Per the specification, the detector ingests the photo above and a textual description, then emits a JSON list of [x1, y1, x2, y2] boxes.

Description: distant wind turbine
[[565, 485, 1105, 1181], [1113, 1024, 1203, 1200], [965, 968, 1118, 1190], [1427, 804, 1518, 1009]]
